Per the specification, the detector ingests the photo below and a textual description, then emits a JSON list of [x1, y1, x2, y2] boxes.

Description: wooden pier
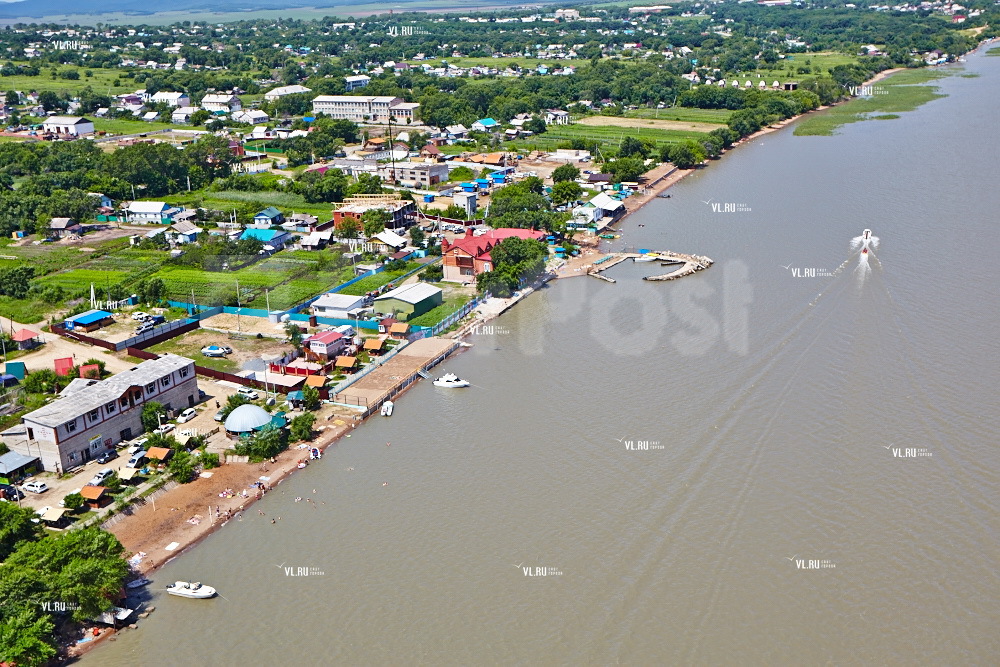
[[585, 251, 714, 282]]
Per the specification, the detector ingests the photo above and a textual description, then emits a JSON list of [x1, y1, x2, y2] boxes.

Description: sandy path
[[575, 115, 723, 133]]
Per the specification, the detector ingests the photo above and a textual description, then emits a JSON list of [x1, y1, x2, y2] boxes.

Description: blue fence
[[285, 313, 381, 331]]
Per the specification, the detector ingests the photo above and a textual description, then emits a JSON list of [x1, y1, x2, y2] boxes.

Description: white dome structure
[[224, 404, 272, 433]]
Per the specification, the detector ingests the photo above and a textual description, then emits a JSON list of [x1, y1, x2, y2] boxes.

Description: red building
[[440, 228, 546, 284]]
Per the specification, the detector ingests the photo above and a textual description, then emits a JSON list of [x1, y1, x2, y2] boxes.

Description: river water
[[87, 51, 1000, 666]]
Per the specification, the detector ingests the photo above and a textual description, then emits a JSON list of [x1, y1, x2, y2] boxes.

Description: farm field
[[506, 122, 709, 153], [575, 115, 723, 133], [93, 118, 189, 135], [161, 190, 334, 221], [34, 269, 130, 293], [624, 107, 733, 124]]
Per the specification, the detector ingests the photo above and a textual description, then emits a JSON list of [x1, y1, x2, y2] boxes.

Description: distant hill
[[0, 0, 411, 20]]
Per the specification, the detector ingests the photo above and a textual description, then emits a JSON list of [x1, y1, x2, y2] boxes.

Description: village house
[[441, 228, 546, 283], [369, 229, 408, 253], [253, 206, 285, 226], [201, 92, 242, 112], [150, 91, 190, 107], [49, 217, 82, 238], [0, 354, 198, 472], [471, 118, 499, 133], [263, 84, 312, 101], [171, 106, 200, 123], [311, 293, 368, 319], [240, 227, 291, 250], [303, 330, 348, 359], [126, 201, 179, 224], [233, 109, 270, 124], [41, 116, 94, 136], [169, 220, 204, 244], [545, 109, 570, 125], [332, 198, 416, 229]]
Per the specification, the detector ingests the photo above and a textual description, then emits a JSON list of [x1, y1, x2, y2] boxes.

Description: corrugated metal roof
[[376, 283, 442, 306]]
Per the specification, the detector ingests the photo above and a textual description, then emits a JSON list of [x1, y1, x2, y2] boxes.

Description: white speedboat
[[380, 400, 394, 416], [166, 581, 216, 599], [862, 229, 872, 241], [633, 255, 657, 263], [433, 373, 471, 388], [126, 577, 152, 590]]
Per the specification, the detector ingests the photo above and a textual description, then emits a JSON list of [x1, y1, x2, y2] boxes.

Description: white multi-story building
[[311, 95, 420, 123], [263, 84, 312, 101], [1, 354, 198, 472], [344, 74, 371, 91], [150, 91, 190, 107]]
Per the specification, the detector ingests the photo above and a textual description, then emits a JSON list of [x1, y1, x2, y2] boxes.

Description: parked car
[[22, 480, 49, 494], [127, 437, 149, 455], [88, 469, 114, 486], [131, 311, 150, 321], [213, 409, 225, 422], [177, 408, 197, 423], [153, 423, 174, 435], [237, 387, 259, 400], [96, 450, 119, 464], [135, 323, 154, 335], [126, 451, 147, 468], [0, 483, 25, 501]]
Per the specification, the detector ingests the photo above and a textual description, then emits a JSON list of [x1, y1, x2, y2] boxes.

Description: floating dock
[[585, 251, 714, 282]]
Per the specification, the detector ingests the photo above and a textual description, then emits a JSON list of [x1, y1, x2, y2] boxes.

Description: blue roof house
[[64, 309, 114, 332], [471, 118, 499, 133], [253, 206, 285, 227], [241, 227, 291, 250]]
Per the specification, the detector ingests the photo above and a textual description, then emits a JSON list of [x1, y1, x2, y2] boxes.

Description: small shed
[[335, 356, 358, 373], [0, 451, 38, 484], [11, 328, 42, 350], [79, 364, 101, 379], [5, 361, 26, 380], [146, 447, 173, 462], [80, 485, 111, 508], [363, 338, 386, 354], [54, 357, 75, 377], [39, 507, 71, 528], [388, 322, 410, 339]]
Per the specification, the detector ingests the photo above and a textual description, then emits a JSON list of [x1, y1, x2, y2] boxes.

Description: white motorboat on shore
[[125, 577, 152, 590], [433, 373, 471, 388], [165, 581, 216, 599], [380, 400, 394, 416]]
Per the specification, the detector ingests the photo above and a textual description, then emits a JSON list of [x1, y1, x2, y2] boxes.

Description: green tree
[[551, 180, 583, 206], [301, 383, 321, 411], [361, 208, 392, 237], [221, 393, 249, 419], [663, 141, 706, 169], [551, 163, 580, 183], [141, 401, 165, 433], [285, 323, 304, 350], [234, 424, 286, 462], [289, 413, 316, 442], [524, 116, 547, 134], [409, 225, 425, 246], [0, 503, 42, 561], [62, 492, 84, 512], [168, 450, 195, 482]]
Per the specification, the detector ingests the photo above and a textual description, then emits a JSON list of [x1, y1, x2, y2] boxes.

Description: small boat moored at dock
[[433, 373, 471, 388], [165, 581, 216, 599], [380, 400, 394, 416]]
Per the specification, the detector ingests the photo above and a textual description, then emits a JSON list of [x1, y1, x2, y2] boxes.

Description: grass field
[[337, 262, 423, 296], [0, 65, 131, 96], [624, 108, 732, 124], [507, 121, 709, 153], [794, 69, 949, 136], [93, 118, 186, 135], [34, 269, 131, 293], [407, 294, 471, 328], [0, 295, 58, 324]]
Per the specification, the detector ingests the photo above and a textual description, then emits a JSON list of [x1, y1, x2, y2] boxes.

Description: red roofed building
[[303, 330, 346, 359], [440, 228, 546, 284], [11, 328, 42, 350]]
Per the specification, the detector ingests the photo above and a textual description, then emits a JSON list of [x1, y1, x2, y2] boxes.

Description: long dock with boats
[[586, 250, 714, 282]]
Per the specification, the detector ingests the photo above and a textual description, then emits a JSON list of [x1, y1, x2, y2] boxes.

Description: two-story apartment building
[[378, 162, 449, 189], [1, 354, 198, 472], [311, 95, 420, 123]]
